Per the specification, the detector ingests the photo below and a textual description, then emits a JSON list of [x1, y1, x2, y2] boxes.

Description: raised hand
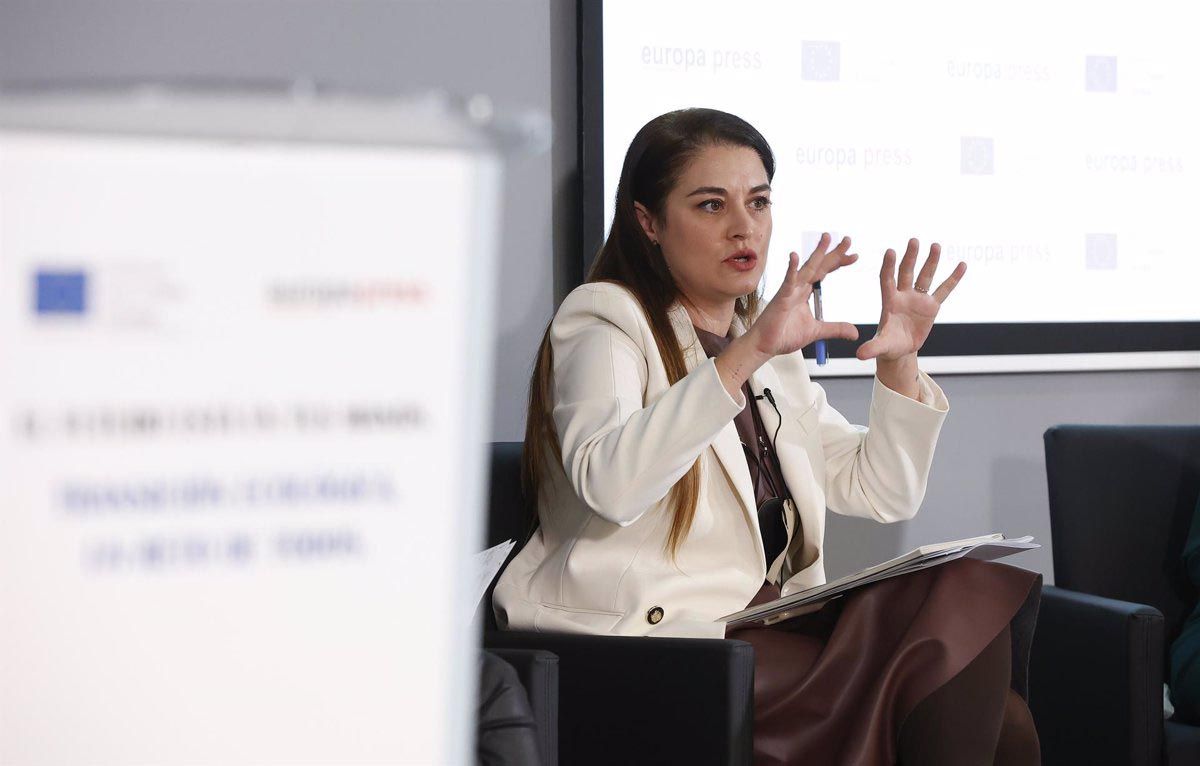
[[747, 233, 861, 358], [714, 233, 860, 399], [855, 238, 966, 363]]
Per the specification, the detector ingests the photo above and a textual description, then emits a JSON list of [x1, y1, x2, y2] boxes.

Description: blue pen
[[813, 280, 827, 365]]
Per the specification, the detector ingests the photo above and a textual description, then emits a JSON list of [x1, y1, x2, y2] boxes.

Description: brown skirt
[[725, 558, 1042, 766]]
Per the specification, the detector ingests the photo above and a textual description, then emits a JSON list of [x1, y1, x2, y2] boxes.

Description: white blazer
[[493, 281, 949, 639]]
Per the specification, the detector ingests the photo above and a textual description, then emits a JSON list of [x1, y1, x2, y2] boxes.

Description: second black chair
[[1029, 425, 1200, 765]]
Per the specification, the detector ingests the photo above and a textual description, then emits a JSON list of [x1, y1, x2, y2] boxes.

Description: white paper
[[470, 539, 516, 621]]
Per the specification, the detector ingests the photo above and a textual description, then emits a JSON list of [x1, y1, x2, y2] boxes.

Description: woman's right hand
[[747, 233, 861, 358], [715, 233, 859, 400]]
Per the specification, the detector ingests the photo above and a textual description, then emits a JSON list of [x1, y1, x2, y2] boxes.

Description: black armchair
[[479, 442, 755, 766], [1029, 425, 1200, 765]]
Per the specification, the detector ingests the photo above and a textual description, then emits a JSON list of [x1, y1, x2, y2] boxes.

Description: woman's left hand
[[855, 239, 965, 398]]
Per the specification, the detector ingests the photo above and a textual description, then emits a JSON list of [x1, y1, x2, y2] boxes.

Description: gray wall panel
[[820, 370, 1200, 581]]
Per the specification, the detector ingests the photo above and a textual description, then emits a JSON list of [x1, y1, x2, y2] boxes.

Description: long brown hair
[[524, 108, 776, 555]]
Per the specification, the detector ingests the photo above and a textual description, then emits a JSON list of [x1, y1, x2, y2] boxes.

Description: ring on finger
[[914, 285, 930, 293]]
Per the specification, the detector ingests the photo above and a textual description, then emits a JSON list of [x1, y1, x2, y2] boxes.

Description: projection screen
[[585, 0, 1200, 374]]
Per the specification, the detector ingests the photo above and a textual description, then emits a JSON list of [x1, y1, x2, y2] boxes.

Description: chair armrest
[[484, 630, 754, 766], [487, 649, 559, 766], [1029, 585, 1164, 766]]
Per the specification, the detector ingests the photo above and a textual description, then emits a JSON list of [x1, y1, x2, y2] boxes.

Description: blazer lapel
[[744, 347, 826, 588], [671, 304, 764, 564]]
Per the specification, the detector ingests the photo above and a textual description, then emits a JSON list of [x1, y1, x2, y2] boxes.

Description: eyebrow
[[685, 183, 772, 197]]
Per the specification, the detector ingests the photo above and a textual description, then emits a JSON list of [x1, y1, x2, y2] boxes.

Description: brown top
[[693, 326, 790, 568]]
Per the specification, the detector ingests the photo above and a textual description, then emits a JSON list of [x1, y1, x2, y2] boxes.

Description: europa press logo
[[33, 269, 89, 317]]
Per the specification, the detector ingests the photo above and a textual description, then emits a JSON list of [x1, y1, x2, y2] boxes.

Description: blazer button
[[646, 606, 664, 625]]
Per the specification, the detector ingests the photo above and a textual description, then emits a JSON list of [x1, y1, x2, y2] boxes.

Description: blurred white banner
[[0, 93, 501, 766]]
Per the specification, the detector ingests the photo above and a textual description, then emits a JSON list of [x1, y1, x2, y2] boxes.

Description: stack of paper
[[721, 534, 1039, 627]]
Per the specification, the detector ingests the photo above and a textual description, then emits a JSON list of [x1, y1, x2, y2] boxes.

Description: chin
[[718, 282, 759, 304], [732, 274, 762, 297]]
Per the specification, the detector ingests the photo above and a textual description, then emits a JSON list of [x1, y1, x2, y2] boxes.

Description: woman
[[493, 108, 1042, 764]]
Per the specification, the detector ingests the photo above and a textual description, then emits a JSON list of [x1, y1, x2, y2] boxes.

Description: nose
[[728, 202, 754, 242]]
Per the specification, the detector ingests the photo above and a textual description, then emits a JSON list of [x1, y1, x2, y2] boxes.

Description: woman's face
[[635, 142, 773, 311]]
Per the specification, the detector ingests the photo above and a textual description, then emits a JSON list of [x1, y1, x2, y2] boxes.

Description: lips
[[724, 248, 758, 272]]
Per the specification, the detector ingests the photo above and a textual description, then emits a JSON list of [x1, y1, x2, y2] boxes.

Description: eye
[[698, 198, 724, 212], [751, 196, 773, 211]]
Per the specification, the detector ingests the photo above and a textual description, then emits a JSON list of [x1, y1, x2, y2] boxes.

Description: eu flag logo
[[1086, 56, 1118, 92], [802, 41, 841, 82], [34, 270, 88, 315], [961, 137, 995, 175], [1085, 234, 1118, 270]]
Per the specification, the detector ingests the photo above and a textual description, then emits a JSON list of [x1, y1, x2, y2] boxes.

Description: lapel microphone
[[753, 387, 778, 407]]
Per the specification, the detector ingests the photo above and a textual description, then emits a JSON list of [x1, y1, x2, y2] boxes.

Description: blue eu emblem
[[34, 270, 88, 315]]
